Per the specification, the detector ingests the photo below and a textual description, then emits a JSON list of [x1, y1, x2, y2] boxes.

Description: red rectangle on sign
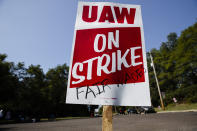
[[70, 27, 145, 88]]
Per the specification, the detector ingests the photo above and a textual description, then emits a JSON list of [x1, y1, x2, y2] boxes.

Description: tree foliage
[[0, 55, 89, 119], [148, 22, 197, 106]]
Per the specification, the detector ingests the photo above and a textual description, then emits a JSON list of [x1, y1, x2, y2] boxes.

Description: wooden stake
[[102, 105, 112, 131]]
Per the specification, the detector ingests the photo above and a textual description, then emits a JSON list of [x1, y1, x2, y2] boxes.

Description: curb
[[157, 109, 197, 113]]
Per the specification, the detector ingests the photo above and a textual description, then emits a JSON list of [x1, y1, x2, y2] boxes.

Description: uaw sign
[[66, 2, 151, 106]]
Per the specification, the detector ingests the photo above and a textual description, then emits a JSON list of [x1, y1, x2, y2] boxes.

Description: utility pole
[[149, 52, 165, 110]]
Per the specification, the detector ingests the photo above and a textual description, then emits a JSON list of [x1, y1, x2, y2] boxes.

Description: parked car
[[127, 108, 138, 114], [135, 106, 156, 114]]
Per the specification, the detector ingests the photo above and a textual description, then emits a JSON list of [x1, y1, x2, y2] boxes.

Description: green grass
[[40, 116, 89, 122], [155, 103, 197, 112], [0, 117, 89, 124], [0, 119, 15, 124]]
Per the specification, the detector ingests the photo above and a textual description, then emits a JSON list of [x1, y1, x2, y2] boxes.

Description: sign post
[[66, 2, 151, 130], [102, 105, 112, 131]]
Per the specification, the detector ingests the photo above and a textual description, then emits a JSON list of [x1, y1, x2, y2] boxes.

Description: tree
[[171, 22, 197, 102], [18, 65, 48, 118], [46, 64, 68, 105], [46, 64, 68, 116], [46, 64, 89, 117], [148, 23, 197, 105], [0, 54, 18, 110]]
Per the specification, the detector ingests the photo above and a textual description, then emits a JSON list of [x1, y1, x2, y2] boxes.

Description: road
[[0, 112, 197, 131]]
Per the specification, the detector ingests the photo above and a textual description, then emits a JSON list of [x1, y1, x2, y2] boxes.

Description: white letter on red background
[[72, 63, 85, 84]]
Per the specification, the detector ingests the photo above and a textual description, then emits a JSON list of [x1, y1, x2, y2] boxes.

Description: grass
[[0, 119, 15, 124], [155, 103, 197, 112], [40, 116, 89, 122], [0, 117, 89, 124]]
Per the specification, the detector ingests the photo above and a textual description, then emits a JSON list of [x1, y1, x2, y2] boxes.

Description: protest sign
[[66, 2, 151, 106]]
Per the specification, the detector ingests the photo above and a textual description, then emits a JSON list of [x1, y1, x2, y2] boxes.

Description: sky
[[0, 0, 196, 72]]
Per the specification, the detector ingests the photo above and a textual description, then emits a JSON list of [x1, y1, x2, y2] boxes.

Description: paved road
[[1, 112, 197, 131]]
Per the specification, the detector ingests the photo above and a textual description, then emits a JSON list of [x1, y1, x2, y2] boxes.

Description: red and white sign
[[66, 2, 151, 106]]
